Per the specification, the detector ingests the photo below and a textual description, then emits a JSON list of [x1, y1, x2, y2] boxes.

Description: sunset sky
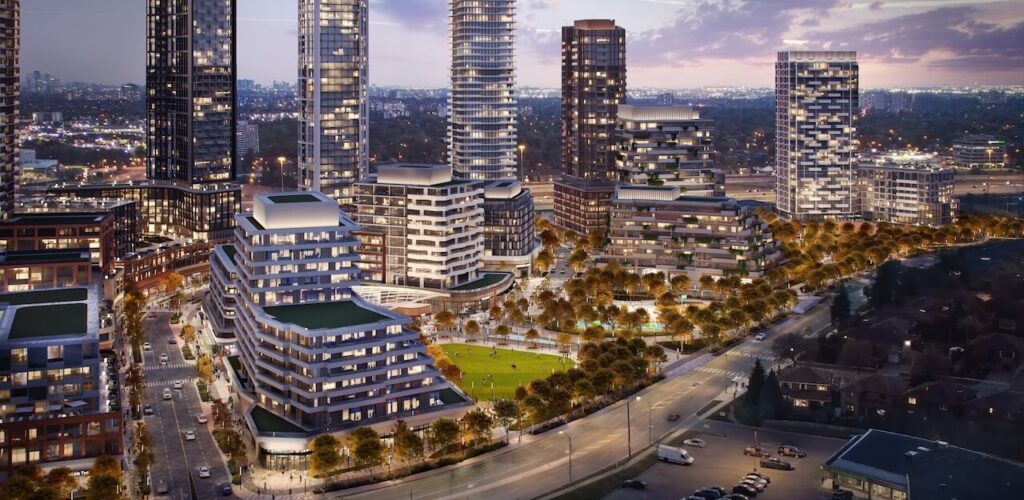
[[20, 0, 1024, 88]]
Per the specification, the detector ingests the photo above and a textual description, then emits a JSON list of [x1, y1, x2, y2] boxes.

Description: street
[[141, 311, 232, 499]]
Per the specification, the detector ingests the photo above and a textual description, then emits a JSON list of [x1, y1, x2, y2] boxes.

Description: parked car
[[759, 457, 794, 471], [162, 388, 172, 400], [706, 487, 727, 496], [667, 412, 681, 422], [743, 446, 770, 457], [739, 478, 765, 492], [196, 465, 210, 478], [196, 414, 209, 424], [217, 483, 233, 496], [657, 444, 694, 465], [156, 479, 168, 494], [143, 404, 154, 415], [683, 438, 707, 448], [732, 484, 758, 497], [743, 475, 768, 490], [778, 445, 807, 458], [746, 471, 771, 483], [622, 479, 648, 490], [143, 342, 152, 351], [183, 430, 196, 441], [693, 488, 723, 499], [723, 495, 750, 500]]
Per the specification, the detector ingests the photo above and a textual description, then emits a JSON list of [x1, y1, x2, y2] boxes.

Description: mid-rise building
[[0, 0, 18, 221], [953, 134, 1006, 169], [146, 0, 236, 185], [215, 192, 468, 468], [236, 120, 260, 159], [447, 0, 517, 181], [775, 51, 859, 221], [0, 212, 116, 274], [0, 249, 93, 292], [605, 185, 780, 279], [481, 181, 538, 274], [856, 151, 957, 226], [353, 164, 484, 289], [555, 19, 626, 236], [298, 0, 369, 205], [615, 104, 722, 196], [0, 287, 123, 477]]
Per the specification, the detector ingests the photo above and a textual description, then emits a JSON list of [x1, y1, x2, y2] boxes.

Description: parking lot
[[605, 421, 845, 499]]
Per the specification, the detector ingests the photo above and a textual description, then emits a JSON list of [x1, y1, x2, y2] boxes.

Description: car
[[167, 337, 177, 344], [196, 414, 209, 424], [723, 495, 750, 500], [683, 438, 706, 448], [622, 479, 648, 490], [143, 342, 152, 351], [173, 380, 184, 390], [706, 487, 727, 496], [754, 332, 766, 341], [156, 479, 168, 494], [217, 483, 233, 496], [184, 430, 196, 441], [743, 475, 768, 490], [162, 388, 172, 400], [693, 488, 723, 499], [777, 445, 807, 458], [732, 484, 758, 497], [667, 412, 681, 422], [657, 444, 694, 465], [159, 353, 169, 363], [143, 404, 154, 415], [746, 471, 771, 483], [759, 457, 794, 471], [743, 446, 770, 457], [739, 478, 765, 492], [196, 465, 210, 478]]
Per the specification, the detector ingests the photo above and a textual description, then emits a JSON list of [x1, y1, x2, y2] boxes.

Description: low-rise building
[[0, 249, 93, 291], [952, 134, 1006, 169], [217, 192, 471, 469], [822, 428, 1024, 499], [604, 185, 780, 279], [856, 152, 957, 226], [0, 287, 122, 478], [0, 212, 116, 274]]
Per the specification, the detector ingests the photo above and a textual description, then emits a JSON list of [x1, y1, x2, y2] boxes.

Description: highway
[[141, 311, 232, 499], [346, 287, 844, 500]]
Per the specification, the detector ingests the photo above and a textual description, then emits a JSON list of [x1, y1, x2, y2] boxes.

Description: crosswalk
[[144, 361, 192, 370], [145, 377, 196, 388], [728, 349, 778, 363], [694, 366, 748, 380]]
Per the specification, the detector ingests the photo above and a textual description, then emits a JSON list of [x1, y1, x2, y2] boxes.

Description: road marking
[[145, 377, 196, 388]]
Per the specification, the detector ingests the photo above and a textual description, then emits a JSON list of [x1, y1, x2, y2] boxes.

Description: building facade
[[615, 104, 722, 196], [481, 181, 538, 274], [775, 51, 858, 221], [856, 152, 957, 227], [353, 164, 485, 290], [207, 244, 238, 340], [447, 0, 517, 181], [553, 176, 616, 237], [298, 0, 369, 205], [0, 249, 92, 292], [605, 185, 780, 279], [0, 287, 123, 477], [216, 193, 467, 467], [146, 0, 236, 185], [0, 213, 116, 274], [0, 0, 17, 221], [953, 134, 1006, 169], [236, 120, 260, 159]]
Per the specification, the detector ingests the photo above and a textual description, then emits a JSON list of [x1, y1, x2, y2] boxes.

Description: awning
[[65, 400, 87, 409]]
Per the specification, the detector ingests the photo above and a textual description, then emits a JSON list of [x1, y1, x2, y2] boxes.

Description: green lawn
[[441, 343, 573, 401]]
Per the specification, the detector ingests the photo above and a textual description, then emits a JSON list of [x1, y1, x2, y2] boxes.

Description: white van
[[657, 444, 694, 465]]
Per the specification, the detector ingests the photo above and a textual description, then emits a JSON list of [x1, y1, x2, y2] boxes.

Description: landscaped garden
[[440, 343, 573, 400]]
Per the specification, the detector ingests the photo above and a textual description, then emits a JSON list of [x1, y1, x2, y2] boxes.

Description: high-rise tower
[[146, 0, 237, 185], [447, 0, 517, 181], [0, 0, 18, 220], [298, 0, 369, 205], [775, 51, 858, 221]]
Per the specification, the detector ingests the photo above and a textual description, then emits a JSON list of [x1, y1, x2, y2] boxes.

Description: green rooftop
[[246, 216, 265, 230], [449, 272, 510, 291], [264, 300, 390, 330], [250, 406, 306, 434], [268, 194, 321, 204], [5, 213, 106, 226], [9, 303, 88, 339], [1, 249, 90, 265], [0, 288, 88, 305], [219, 244, 238, 265]]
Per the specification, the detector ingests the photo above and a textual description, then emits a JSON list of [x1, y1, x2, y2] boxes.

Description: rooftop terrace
[[0, 288, 88, 305], [9, 303, 88, 339], [249, 406, 306, 434], [267, 194, 321, 204], [449, 272, 510, 292], [263, 300, 391, 330]]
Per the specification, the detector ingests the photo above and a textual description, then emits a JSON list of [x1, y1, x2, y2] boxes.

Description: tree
[[196, 353, 214, 384], [495, 324, 511, 343], [869, 260, 903, 308], [669, 274, 691, 295], [586, 229, 605, 250], [180, 324, 197, 345], [556, 332, 572, 352], [350, 427, 385, 475], [434, 310, 457, 334], [309, 434, 341, 478], [132, 422, 155, 491], [534, 249, 555, 274], [773, 333, 803, 362], [910, 349, 951, 385], [492, 399, 519, 444], [525, 328, 540, 347], [46, 467, 78, 498], [464, 320, 481, 341], [831, 283, 852, 328], [461, 409, 495, 446], [86, 456, 123, 500], [568, 248, 589, 273], [211, 400, 232, 429], [392, 420, 425, 465], [430, 418, 460, 455], [745, 358, 767, 407], [758, 370, 788, 420]]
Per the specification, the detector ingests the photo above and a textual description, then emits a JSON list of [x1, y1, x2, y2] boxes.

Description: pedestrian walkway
[[143, 361, 193, 370], [694, 366, 748, 380], [145, 376, 195, 388]]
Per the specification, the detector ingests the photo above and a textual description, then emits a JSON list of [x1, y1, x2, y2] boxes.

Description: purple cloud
[[375, 0, 447, 32]]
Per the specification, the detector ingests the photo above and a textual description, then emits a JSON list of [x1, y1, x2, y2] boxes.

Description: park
[[440, 343, 574, 400]]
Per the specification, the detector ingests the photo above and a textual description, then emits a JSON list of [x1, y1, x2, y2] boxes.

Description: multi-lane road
[[346, 288, 841, 500], [140, 312, 232, 499]]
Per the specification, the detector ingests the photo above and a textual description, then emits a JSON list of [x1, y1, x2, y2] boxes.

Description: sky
[[20, 0, 1024, 88]]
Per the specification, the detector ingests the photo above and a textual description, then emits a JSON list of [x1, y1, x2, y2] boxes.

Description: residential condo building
[[775, 51, 858, 221], [856, 151, 957, 226], [481, 181, 538, 273], [217, 192, 468, 467], [447, 0, 517, 181], [555, 19, 626, 236], [0, 0, 17, 221], [952, 134, 1006, 170], [298, 0, 369, 205]]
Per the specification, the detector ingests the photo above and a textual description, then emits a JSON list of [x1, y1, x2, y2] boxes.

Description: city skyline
[[19, 0, 1024, 88]]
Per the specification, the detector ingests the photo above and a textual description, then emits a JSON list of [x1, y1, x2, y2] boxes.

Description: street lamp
[[517, 144, 526, 182], [277, 156, 287, 191], [646, 397, 653, 446], [626, 395, 640, 458], [559, 430, 574, 485]]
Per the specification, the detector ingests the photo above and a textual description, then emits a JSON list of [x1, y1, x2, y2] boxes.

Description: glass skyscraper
[[0, 0, 17, 220]]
